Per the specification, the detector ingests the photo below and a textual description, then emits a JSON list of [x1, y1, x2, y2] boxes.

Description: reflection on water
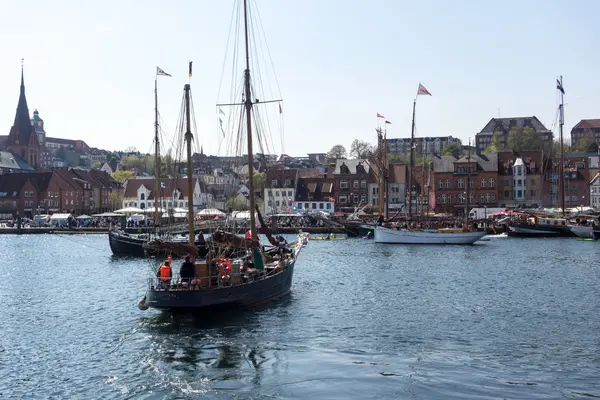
[[2, 234, 600, 399]]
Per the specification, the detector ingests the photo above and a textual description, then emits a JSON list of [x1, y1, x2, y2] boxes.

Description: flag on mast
[[157, 67, 172, 77], [417, 83, 432, 96], [279, 103, 283, 114], [219, 108, 225, 116], [189, 61, 193, 77], [377, 113, 385, 119], [385, 120, 391, 124], [556, 79, 565, 94], [219, 117, 225, 137]]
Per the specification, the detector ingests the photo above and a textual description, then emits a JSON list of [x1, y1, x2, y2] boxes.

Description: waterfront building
[[570, 119, 600, 149], [386, 136, 461, 155], [121, 177, 208, 213], [497, 151, 547, 208], [433, 154, 498, 216], [590, 173, 600, 209], [331, 159, 370, 212], [475, 116, 553, 154]]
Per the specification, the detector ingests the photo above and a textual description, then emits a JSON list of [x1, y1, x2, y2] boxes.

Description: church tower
[[5, 64, 40, 168]]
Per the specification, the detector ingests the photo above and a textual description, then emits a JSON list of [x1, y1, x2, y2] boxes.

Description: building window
[[438, 180, 443, 189], [312, 203, 317, 209], [353, 195, 359, 203], [24, 192, 28, 198], [284, 179, 291, 186], [481, 178, 486, 188], [517, 190, 522, 197], [140, 193, 145, 200], [288, 190, 293, 197], [445, 179, 450, 189], [458, 193, 465, 204], [361, 180, 367, 189], [326, 203, 331, 209], [485, 193, 491, 203], [353, 181, 359, 189], [530, 190, 536, 197], [319, 203, 324, 209], [480, 194, 485, 203], [272, 179, 278, 187], [340, 180, 348, 189], [441, 194, 447, 203], [339, 196, 347, 204], [275, 191, 280, 197], [489, 178, 495, 188], [295, 202, 300, 208], [491, 194, 496, 202], [458, 179, 464, 189]]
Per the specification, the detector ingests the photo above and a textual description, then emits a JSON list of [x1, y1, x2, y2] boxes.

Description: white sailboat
[[375, 84, 485, 245]]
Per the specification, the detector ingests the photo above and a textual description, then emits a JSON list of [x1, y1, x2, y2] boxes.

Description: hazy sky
[[1, 0, 598, 157]]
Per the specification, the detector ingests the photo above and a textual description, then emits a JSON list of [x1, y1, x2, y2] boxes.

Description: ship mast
[[558, 75, 565, 217], [408, 99, 416, 219], [377, 128, 384, 217], [465, 138, 471, 229], [184, 84, 195, 245], [153, 78, 160, 228], [243, 0, 257, 239]]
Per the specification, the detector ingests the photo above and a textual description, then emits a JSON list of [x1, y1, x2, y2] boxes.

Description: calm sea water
[[1, 233, 599, 399]]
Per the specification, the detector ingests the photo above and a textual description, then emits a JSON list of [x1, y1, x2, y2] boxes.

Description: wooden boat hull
[[507, 223, 575, 238], [568, 225, 594, 238], [109, 230, 209, 258], [374, 226, 486, 244], [109, 230, 148, 257], [145, 261, 295, 311]]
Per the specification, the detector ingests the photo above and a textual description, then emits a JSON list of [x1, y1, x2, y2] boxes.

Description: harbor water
[[1, 234, 600, 399]]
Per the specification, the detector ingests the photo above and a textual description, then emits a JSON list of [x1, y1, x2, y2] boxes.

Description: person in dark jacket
[[179, 255, 196, 288]]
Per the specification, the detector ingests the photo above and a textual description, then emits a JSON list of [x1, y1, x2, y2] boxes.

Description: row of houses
[[260, 152, 600, 216], [0, 168, 120, 218]]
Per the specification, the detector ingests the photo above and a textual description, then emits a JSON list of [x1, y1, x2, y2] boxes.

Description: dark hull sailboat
[[109, 230, 210, 258], [507, 222, 575, 238], [143, 245, 302, 311]]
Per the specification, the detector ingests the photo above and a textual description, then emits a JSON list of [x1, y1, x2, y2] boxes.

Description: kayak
[[309, 237, 346, 241]]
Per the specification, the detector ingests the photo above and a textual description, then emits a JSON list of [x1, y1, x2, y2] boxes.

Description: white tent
[[128, 213, 146, 221], [197, 208, 225, 216], [114, 207, 144, 214], [50, 213, 72, 221], [142, 207, 167, 214], [231, 210, 258, 220]]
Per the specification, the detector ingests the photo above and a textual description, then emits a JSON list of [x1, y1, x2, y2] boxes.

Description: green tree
[[92, 161, 102, 169], [574, 134, 598, 154], [349, 139, 373, 159], [507, 127, 542, 151], [483, 134, 501, 154], [109, 191, 123, 210], [552, 140, 573, 155], [441, 143, 460, 156], [252, 172, 265, 191], [120, 155, 144, 170], [112, 170, 135, 184], [327, 144, 347, 159], [225, 196, 248, 211]]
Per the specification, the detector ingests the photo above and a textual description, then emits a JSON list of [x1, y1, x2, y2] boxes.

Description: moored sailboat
[[374, 84, 485, 245], [140, 0, 308, 312]]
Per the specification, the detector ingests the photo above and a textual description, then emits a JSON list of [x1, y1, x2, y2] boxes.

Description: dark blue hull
[[144, 262, 295, 311], [109, 231, 209, 258]]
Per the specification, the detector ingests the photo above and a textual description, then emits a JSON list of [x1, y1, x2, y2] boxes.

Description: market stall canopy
[[128, 214, 146, 221], [76, 215, 92, 219], [92, 212, 125, 217], [114, 207, 144, 214], [197, 208, 225, 216], [50, 213, 72, 220]]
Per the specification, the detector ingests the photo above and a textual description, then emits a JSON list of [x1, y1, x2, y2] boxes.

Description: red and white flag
[[377, 113, 385, 119], [417, 83, 431, 96]]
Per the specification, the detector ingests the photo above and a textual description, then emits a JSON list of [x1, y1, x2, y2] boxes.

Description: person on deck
[[157, 261, 172, 288], [179, 255, 196, 288], [377, 214, 384, 226]]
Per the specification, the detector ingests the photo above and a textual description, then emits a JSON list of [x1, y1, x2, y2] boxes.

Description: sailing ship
[[374, 84, 486, 245], [108, 69, 210, 257], [507, 76, 575, 238], [139, 0, 308, 312]]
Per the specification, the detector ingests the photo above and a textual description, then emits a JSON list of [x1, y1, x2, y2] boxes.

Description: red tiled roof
[[573, 119, 600, 130]]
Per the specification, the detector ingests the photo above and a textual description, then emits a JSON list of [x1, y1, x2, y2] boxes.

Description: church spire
[[13, 59, 32, 140]]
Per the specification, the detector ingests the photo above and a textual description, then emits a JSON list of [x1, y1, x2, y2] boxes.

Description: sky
[[1, 0, 599, 158]]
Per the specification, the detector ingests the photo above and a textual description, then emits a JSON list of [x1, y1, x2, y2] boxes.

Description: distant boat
[[374, 91, 485, 245], [568, 225, 594, 238]]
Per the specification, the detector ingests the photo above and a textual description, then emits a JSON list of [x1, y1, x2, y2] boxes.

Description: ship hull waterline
[[374, 227, 486, 245], [144, 262, 295, 311]]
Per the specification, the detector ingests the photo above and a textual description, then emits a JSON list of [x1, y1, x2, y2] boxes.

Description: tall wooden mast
[[558, 75, 565, 216], [243, 0, 257, 239], [153, 78, 160, 227], [408, 99, 416, 219], [184, 84, 195, 245]]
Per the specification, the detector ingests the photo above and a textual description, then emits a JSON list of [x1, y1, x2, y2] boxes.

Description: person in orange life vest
[[157, 260, 172, 287]]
